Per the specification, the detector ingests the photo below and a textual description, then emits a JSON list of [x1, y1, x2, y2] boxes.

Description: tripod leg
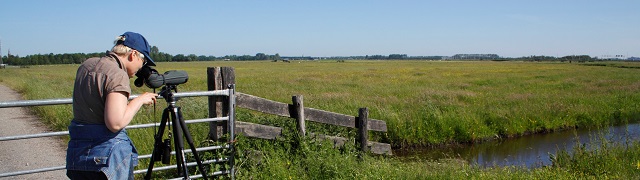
[[170, 106, 189, 179], [144, 107, 170, 180], [177, 107, 209, 179]]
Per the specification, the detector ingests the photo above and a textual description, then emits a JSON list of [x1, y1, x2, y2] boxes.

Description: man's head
[[114, 32, 156, 66]]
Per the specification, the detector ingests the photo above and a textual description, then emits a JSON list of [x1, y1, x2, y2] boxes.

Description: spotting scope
[[135, 66, 189, 89]]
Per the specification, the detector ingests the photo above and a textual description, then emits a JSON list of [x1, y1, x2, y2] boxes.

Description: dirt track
[[0, 84, 67, 179]]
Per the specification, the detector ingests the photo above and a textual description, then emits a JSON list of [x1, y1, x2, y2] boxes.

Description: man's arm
[[104, 91, 157, 132]]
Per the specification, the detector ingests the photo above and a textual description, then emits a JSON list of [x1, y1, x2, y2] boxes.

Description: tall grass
[[550, 136, 640, 178], [2, 61, 640, 178], [2, 61, 640, 146]]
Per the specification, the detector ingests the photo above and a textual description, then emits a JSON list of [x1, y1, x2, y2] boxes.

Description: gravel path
[[0, 84, 67, 179]]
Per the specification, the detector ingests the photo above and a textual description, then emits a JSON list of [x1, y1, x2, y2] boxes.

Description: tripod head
[[157, 85, 180, 104]]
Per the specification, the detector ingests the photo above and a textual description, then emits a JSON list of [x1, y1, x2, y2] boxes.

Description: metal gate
[[0, 88, 236, 179]]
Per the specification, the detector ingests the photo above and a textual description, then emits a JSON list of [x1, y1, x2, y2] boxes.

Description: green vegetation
[[2, 60, 640, 146], [1, 60, 640, 178], [233, 130, 640, 179]]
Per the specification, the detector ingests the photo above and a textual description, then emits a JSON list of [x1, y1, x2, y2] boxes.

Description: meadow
[[1, 60, 640, 179]]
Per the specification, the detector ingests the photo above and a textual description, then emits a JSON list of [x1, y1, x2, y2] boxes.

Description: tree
[[187, 54, 198, 61], [255, 53, 267, 60], [151, 46, 159, 54], [389, 54, 407, 59], [198, 55, 208, 61], [172, 54, 186, 62]]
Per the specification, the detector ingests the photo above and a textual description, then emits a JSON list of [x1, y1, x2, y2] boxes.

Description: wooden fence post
[[357, 107, 369, 152], [292, 95, 305, 136], [207, 67, 235, 140]]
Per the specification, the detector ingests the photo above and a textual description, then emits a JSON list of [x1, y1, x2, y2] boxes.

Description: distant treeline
[[329, 54, 605, 62], [0, 46, 284, 66], [512, 55, 595, 62], [0, 49, 634, 66], [329, 54, 443, 60]]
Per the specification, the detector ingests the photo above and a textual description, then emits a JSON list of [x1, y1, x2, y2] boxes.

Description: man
[[66, 32, 158, 179]]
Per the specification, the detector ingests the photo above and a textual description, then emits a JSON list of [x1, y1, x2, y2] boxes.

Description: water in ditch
[[395, 123, 640, 168]]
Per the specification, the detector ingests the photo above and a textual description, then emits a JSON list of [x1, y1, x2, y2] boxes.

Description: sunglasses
[[141, 56, 148, 66], [134, 50, 147, 66]]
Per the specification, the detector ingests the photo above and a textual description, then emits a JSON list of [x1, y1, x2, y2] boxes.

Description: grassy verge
[[232, 121, 640, 179]]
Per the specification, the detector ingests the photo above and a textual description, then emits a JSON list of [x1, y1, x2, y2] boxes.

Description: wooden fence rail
[[208, 67, 392, 155]]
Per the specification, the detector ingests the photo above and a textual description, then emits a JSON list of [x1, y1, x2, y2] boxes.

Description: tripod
[[144, 85, 208, 180]]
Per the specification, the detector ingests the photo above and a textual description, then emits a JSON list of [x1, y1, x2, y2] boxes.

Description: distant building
[[597, 55, 627, 60], [627, 57, 640, 61]]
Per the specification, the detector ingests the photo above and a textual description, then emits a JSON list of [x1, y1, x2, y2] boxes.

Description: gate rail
[[0, 89, 236, 179]]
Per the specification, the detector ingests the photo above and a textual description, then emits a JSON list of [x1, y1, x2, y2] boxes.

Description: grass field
[[1, 60, 640, 178]]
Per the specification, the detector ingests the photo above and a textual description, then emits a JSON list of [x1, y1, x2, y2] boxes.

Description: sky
[[0, 0, 638, 58]]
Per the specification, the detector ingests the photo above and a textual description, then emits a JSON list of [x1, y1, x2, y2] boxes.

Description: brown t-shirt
[[72, 52, 131, 124]]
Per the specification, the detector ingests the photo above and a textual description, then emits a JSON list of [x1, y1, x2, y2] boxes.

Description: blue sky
[[0, 0, 638, 58]]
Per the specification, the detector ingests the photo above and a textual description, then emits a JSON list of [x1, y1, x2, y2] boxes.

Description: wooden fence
[[207, 67, 392, 155]]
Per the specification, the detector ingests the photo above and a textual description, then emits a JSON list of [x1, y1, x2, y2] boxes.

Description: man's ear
[[128, 51, 136, 62]]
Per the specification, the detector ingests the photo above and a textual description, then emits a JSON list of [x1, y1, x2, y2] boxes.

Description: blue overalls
[[66, 121, 138, 180]]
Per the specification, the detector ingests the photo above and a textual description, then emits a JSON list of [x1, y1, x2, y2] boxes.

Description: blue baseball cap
[[120, 31, 156, 66]]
